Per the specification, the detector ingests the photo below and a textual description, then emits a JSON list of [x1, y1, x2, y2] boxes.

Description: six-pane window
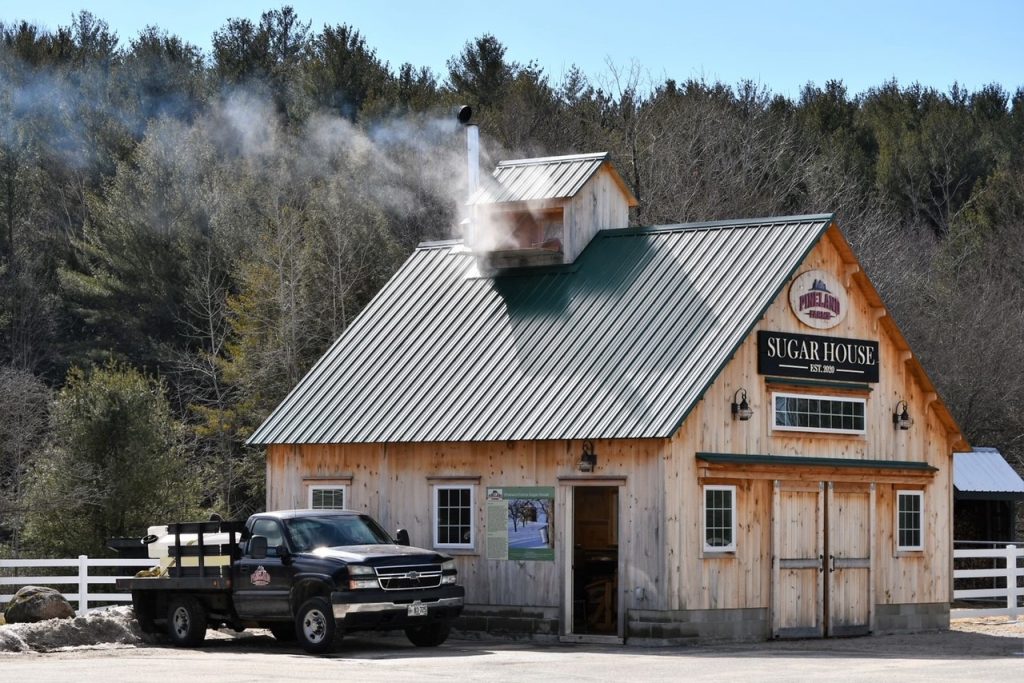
[[703, 485, 737, 552], [434, 485, 475, 549], [773, 392, 866, 434], [897, 490, 924, 550], [309, 485, 346, 510]]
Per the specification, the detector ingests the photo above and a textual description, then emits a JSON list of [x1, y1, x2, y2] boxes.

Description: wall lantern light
[[893, 400, 914, 430], [578, 441, 597, 472], [731, 389, 753, 421]]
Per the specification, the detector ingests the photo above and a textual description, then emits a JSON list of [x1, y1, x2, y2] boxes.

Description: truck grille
[[374, 563, 442, 591]]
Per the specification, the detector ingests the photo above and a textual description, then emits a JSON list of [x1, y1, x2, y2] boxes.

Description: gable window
[[896, 490, 924, 551], [703, 485, 737, 552], [772, 392, 866, 435], [433, 485, 475, 550], [309, 485, 347, 510]]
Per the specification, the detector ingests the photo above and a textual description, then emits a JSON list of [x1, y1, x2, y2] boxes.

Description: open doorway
[[571, 486, 619, 635]]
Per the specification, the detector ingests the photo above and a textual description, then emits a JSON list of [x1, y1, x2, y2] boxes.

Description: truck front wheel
[[405, 621, 451, 647], [166, 596, 207, 647], [268, 623, 297, 642], [295, 597, 341, 654]]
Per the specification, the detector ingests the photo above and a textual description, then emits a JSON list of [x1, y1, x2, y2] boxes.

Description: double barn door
[[772, 480, 875, 638]]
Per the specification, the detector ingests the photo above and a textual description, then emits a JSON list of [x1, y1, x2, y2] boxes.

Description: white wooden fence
[[3, 547, 1020, 620], [0, 556, 154, 616], [952, 544, 1024, 618]]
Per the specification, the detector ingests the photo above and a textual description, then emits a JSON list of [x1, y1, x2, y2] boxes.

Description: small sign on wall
[[485, 487, 555, 561], [789, 270, 848, 329], [758, 330, 879, 383]]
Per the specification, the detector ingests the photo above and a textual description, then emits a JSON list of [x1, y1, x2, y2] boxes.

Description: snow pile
[[0, 605, 147, 653]]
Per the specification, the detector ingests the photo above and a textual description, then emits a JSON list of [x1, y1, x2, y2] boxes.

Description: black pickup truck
[[117, 509, 465, 654]]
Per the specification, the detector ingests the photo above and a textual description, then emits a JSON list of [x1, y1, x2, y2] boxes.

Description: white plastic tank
[[143, 525, 236, 569]]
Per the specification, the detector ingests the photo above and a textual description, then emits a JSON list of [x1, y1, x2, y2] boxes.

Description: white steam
[[1, 50, 555, 250]]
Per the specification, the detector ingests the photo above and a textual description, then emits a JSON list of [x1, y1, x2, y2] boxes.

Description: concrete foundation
[[873, 602, 950, 634], [454, 604, 560, 641], [454, 602, 949, 643], [627, 607, 771, 644]]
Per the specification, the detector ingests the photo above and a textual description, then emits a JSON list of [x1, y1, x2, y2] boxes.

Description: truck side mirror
[[249, 535, 268, 559], [395, 529, 410, 546]]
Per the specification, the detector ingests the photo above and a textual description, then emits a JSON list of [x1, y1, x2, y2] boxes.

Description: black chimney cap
[[457, 105, 473, 124]]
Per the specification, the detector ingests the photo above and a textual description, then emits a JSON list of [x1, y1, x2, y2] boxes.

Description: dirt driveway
[[2, 618, 1023, 682]]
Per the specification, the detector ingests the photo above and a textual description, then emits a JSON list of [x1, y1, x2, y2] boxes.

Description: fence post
[[78, 554, 89, 615], [1005, 545, 1018, 616]]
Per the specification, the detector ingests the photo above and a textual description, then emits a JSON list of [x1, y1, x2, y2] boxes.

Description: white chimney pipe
[[467, 123, 479, 203], [456, 105, 479, 249]]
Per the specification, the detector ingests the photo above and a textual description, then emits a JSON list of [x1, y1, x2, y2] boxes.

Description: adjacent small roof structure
[[954, 448, 1024, 500], [470, 152, 638, 206]]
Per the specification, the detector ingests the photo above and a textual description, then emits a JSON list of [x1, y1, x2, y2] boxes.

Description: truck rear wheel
[[131, 592, 158, 634], [405, 621, 451, 647], [295, 597, 340, 654], [166, 596, 207, 647]]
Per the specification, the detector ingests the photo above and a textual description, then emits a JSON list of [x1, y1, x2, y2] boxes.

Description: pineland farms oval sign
[[788, 270, 848, 329]]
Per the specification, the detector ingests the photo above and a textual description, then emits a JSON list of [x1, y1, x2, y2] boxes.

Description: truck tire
[[404, 621, 451, 647], [295, 597, 340, 654], [131, 592, 158, 634], [269, 623, 297, 642], [166, 596, 207, 647]]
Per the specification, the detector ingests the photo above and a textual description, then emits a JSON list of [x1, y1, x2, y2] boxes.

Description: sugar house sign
[[758, 331, 879, 382], [758, 270, 879, 382]]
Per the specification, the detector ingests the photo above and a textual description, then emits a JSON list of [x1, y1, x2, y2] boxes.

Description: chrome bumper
[[332, 596, 464, 619]]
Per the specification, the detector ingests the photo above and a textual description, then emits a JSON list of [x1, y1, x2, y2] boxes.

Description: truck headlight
[[347, 564, 378, 590], [441, 559, 458, 584]]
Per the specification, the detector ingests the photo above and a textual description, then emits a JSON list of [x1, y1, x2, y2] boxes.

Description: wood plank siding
[[664, 224, 953, 615], [268, 438, 668, 611]]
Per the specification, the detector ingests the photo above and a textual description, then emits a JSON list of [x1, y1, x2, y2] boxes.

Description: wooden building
[[250, 153, 968, 643]]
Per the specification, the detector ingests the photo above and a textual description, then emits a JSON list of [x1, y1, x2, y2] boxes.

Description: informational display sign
[[758, 330, 879, 383], [485, 486, 555, 561], [788, 270, 849, 330]]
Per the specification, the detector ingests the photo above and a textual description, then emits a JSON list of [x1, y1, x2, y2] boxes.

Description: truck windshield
[[284, 515, 393, 552]]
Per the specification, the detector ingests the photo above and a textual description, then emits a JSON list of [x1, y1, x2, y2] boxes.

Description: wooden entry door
[[826, 483, 875, 636], [771, 480, 875, 638], [570, 486, 619, 636], [772, 481, 825, 638]]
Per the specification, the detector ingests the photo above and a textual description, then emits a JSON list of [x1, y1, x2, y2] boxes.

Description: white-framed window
[[433, 484, 475, 550], [772, 392, 866, 435], [896, 490, 924, 551], [703, 484, 737, 552], [309, 484, 347, 510]]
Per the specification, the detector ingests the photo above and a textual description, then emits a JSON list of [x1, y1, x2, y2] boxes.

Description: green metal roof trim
[[249, 214, 834, 445], [697, 452, 938, 472]]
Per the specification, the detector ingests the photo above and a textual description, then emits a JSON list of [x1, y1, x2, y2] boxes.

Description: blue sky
[[9, 0, 1024, 98]]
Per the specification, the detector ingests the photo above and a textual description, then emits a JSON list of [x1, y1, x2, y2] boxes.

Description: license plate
[[407, 604, 428, 617]]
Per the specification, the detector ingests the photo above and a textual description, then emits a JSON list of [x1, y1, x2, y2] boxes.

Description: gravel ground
[[950, 615, 1024, 639], [0, 607, 1022, 656]]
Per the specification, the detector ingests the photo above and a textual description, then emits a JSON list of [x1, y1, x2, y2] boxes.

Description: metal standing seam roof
[[953, 448, 1024, 495], [248, 213, 835, 445], [469, 152, 632, 205]]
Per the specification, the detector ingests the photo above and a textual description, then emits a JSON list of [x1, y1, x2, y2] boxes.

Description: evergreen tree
[[22, 363, 199, 556]]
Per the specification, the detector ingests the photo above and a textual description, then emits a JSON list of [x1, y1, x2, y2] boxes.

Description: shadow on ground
[[160, 627, 1024, 661]]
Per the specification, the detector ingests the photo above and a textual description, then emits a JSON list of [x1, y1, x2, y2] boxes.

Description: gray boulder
[[4, 586, 75, 623]]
